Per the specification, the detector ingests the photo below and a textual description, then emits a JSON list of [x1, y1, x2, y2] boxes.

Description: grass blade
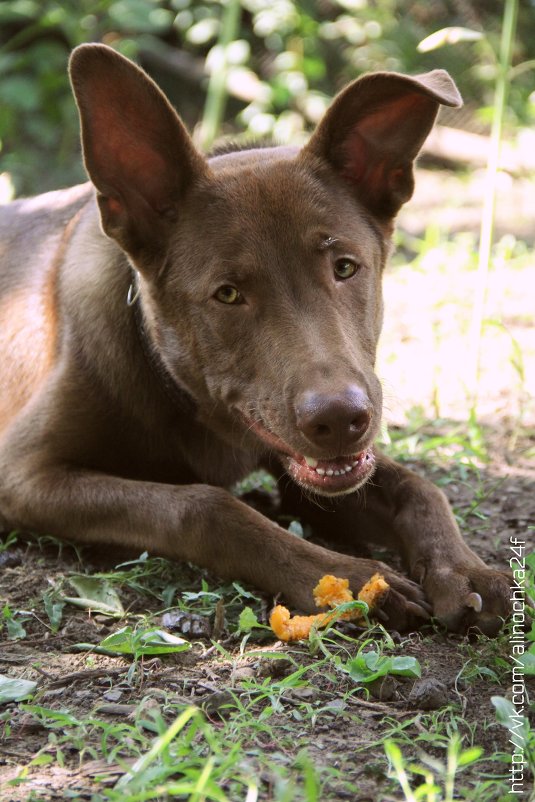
[[115, 705, 199, 789]]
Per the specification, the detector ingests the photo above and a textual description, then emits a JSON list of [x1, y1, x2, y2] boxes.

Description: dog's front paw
[[424, 565, 512, 635], [348, 561, 432, 632]]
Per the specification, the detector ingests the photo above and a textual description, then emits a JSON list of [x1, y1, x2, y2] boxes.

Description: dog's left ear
[[302, 70, 461, 220]]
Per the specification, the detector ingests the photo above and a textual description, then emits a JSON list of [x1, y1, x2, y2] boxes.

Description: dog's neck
[[128, 273, 197, 417]]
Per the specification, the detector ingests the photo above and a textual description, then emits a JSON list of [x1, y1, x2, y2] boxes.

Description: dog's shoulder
[[0, 182, 93, 229]]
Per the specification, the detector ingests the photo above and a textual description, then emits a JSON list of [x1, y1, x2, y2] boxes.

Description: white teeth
[[299, 454, 365, 479]]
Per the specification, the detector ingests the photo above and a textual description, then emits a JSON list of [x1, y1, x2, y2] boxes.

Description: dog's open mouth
[[283, 451, 375, 496], [243, 415, 375, 496]]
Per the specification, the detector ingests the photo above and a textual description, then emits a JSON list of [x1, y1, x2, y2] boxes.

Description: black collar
[[129, 279, 197, 417]]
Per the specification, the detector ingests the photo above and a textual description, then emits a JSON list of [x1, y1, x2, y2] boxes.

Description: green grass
[[1, 530, 531, 800]]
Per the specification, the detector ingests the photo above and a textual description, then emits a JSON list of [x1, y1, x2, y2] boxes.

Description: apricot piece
[[357, 573, 390, 610], [269, 572, 389, 642], [269, 606, 331, 642], [313, 574, 353, 608]]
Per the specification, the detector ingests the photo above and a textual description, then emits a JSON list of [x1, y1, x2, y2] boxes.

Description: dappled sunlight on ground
[[379, 169, 534, 430]]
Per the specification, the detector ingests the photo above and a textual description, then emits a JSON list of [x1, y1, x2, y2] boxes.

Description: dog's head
[[69, 45, 460, 496]]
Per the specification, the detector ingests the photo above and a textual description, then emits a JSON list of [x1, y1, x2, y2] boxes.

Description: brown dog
[[0, 45, 510, 633]]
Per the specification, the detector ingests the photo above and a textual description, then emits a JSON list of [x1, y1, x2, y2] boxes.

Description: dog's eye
[[334, 258, 359, 280], [215, 285, 243, 305]]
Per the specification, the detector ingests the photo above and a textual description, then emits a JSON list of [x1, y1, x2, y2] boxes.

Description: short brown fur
[[0, 45, 510, 633]]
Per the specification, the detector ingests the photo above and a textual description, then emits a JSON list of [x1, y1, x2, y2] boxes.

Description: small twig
[[345, 696, 407, 715], [212, 598, 226, 640], [32, 665, 57, 681], [0, 747, 31, 759], [46, 666, 129, 689], [199, 635, 237, 659], [0, 655, 36, 664]]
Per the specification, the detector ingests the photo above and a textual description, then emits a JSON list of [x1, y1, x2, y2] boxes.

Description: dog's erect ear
[[302, 70, 461, 220], [69, 44, 208, 259]]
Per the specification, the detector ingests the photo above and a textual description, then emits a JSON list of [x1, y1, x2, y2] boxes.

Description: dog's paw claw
[[406, 600, 431, 620], [371, 574, 431, 631], [465, 591, 483, 613]]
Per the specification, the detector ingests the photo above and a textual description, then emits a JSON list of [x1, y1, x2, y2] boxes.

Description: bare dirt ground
[[0, 167, 534, 800]]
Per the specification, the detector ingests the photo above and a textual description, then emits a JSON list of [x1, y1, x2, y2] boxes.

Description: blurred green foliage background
[[0, 0, 534, 197]]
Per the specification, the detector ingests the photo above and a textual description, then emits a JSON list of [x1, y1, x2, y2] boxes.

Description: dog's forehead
[[207, 146, 320, 212], [203, 146, 375, 238], [208, 144, 300, 171]]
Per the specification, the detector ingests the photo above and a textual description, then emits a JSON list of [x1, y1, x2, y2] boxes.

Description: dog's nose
[[295, 385, 372, 452]]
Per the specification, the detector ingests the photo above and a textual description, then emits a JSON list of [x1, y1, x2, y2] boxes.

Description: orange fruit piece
[[269, 572, 389, 641]]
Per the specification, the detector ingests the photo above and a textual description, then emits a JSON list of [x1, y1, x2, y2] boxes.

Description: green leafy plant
[[309, 626, 421, 687], [62, 574, 125, 616], [75, 624, 191, 658], [0, 531, 18, 553], [385, 734, 484, 802], [1, 602, 29, 640], [42, 589, 65, 633], [337, 648, 421, 684], [0, 674, 37, 705]]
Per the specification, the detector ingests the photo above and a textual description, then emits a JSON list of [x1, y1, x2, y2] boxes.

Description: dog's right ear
[[69, 44, 208, 261]]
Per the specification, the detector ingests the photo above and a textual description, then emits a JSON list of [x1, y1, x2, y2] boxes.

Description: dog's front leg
[[1, 466, 429, 624], [366, 454, 511, 634]]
